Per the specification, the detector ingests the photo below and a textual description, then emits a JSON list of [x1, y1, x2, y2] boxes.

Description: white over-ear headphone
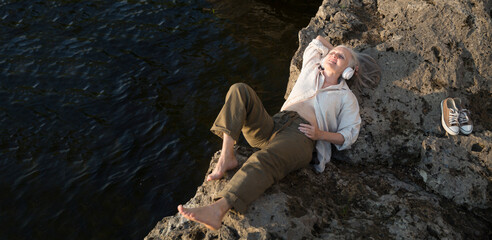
[[342, 67, 355, 80]]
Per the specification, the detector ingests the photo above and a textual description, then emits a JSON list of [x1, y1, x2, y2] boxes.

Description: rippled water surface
[[0, 0, 320, 239]]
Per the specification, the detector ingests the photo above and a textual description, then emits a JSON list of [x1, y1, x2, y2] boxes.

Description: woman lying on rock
[[178, 35, 381, 230]]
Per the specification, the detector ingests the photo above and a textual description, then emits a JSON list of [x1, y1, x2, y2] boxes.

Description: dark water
[[0, 0, 320, 239]]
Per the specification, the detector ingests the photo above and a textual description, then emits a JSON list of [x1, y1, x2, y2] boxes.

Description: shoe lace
[[449, 109, 459, 125], [459, 109, 470, 124]]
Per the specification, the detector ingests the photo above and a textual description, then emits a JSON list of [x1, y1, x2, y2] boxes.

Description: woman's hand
[[298, 123, 321, 140], [316, 35, 334, 50]]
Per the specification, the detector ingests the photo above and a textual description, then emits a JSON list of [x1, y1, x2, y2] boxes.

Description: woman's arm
[[316, 35, 334, 51], [301, 36, 332, 70], [298, 123, 345, 145], [298, 92, 360, 147], [334, 93, 361, 150]]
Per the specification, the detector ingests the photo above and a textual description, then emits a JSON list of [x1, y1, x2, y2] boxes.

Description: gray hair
[[336, 45, 381, 90]]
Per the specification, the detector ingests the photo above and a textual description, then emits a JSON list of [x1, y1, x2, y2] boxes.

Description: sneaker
[[441, 98, 460, 135], [454, 98, 473, 135]]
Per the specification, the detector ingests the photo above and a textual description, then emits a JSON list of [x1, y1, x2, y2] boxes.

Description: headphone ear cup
[[342, 67, 355, 80]]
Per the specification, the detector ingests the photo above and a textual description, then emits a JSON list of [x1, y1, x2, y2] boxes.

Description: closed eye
[[328, 51, 345, 60]]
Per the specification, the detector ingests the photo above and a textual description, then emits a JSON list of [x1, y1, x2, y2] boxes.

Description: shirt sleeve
[[302, 39, 330, 70], [335, 91, 361, 151]]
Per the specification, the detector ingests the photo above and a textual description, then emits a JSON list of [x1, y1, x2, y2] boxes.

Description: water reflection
[[0, 0, 320, 239], [209, 0, 322, 111]]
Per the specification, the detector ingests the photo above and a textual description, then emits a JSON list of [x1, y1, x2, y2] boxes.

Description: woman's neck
[[321, 70, 339, 88]]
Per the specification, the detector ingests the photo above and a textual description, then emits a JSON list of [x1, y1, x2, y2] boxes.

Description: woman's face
[[322, 47, 352, 75]]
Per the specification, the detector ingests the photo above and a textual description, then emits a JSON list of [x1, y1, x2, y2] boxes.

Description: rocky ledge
[[147, 0, 491, 239]]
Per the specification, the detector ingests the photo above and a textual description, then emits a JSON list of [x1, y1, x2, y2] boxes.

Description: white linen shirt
[[281, 39, 361, 172]]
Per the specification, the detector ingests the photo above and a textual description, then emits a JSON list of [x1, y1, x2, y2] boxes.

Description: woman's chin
[[323, 66, 336, 72], [323, 62, 336, 69]]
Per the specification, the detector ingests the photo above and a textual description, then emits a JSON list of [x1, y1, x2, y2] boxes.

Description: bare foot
[[177, 199, 230, 231], [206, 151, 238, 181]]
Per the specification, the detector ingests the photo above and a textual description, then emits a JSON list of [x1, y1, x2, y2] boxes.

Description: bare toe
[[207, 173, 222, 181], [177, 205, 186, 215]]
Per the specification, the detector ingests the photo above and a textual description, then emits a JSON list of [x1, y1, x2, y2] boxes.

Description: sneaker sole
[[441, 100, 459, 135], [460, 127, 473, 135]]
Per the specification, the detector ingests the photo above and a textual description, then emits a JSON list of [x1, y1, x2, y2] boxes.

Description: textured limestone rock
[[285, 0, 492, 210], [287, 0, 491, 167], [146, 147, 491, 239], [147, 0, 492, 238], [418, 132, 491, 209]]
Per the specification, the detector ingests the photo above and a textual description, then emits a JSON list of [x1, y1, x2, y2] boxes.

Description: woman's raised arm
[[316, 35, 334, 51]]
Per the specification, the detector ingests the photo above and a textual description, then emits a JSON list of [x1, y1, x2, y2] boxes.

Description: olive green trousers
[[211, 83, 314, 213]]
